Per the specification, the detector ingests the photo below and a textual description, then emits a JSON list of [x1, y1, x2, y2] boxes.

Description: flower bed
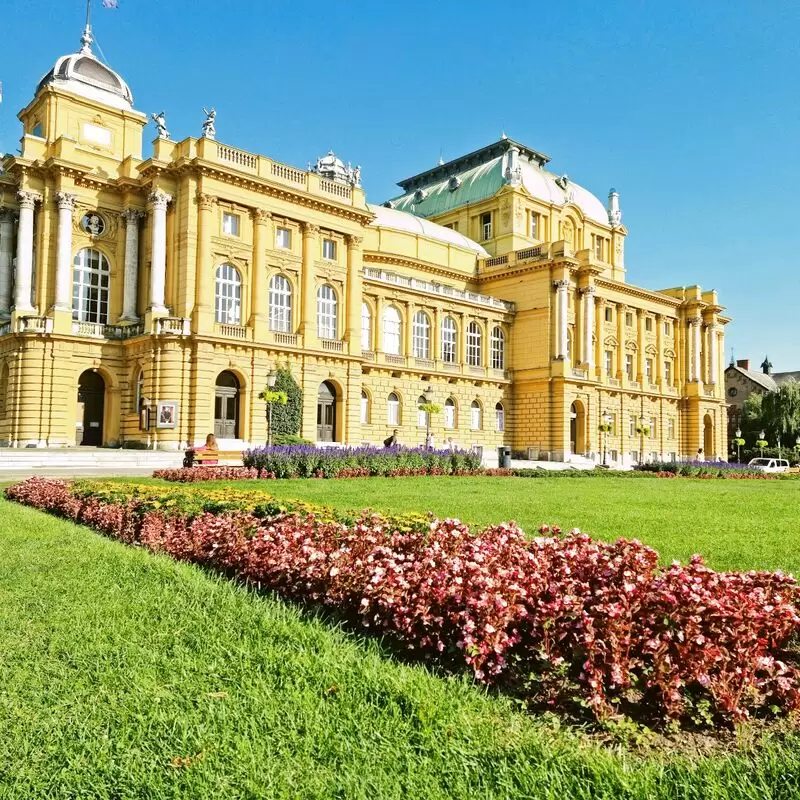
[[7, 476, 800, 728], [242, 444, 482, 478]]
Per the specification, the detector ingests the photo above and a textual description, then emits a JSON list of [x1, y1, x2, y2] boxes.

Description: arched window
[[466, 322, 482, 367], [317, 284, 338, 339], [444, 397, 455, 429], [361, 303, 372, 352], [382, 306, 402, 355], [441, 316, 456, 363], [417, 395, 429, 428], [72, 248, 110, 324], [470, 400, 481, 430], [360, 390, 369, 424], [268, 274, 292, 332], [495, 402, 505, 432], [215, 264, 241, 324], [490, 327, 505, 370], [387, 392, 400, 425], [412, 311, 430, 359]]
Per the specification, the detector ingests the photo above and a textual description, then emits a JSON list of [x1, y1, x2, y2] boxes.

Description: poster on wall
[[156, 400, 178, 429]]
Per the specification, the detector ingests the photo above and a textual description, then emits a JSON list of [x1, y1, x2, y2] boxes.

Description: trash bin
[[497, 445, 512, 468]]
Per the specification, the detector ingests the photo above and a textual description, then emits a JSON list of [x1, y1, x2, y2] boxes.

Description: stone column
[[432, 307, 440, 364], [148, 189, 172, 314], [709, 324, 719, 385], [194, 192, 217, 330], [636, 309, 645, 383], [250, 209, 272, 337], [345, 235, 363, 355], [594, 295, 605, 375], [405, 301, 415, 357], [0, 208, 15, 317], [553, 279, 569, 359], [13, 190, 42, 313], [52, 192, 77, 311], [301, 222, 319, 344], [581, 285, 595, 367], [373, 294, 383, 352], [691, 317, 702, 383], [120, 209, 144, 321], [616, 304, 625, 379]]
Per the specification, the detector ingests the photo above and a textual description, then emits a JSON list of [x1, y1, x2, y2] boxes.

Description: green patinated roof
[[387, 156, 505, 219]]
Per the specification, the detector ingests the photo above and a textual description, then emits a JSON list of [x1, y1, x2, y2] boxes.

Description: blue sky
[[2, 0, 799, 370]]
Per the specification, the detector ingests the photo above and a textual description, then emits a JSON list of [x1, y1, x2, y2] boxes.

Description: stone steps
[[0, 448, 184, 470]]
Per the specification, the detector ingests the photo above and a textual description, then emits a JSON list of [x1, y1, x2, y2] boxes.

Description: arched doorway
[[77, 370, 105, 446], [317, 381, 336, 442], [570, 401, 586, 455], [214, 371, 240, 439], [703, 413, 714, 459]]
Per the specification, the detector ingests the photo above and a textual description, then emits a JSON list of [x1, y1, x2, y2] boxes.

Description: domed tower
[[17, 22, 147, 166]]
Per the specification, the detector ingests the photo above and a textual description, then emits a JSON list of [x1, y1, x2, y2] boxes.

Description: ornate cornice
[[363, 251, 476, 283]]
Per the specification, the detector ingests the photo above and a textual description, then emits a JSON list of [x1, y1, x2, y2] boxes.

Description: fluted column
[[301, 222, 319, 344], [121, 209, 143, 321], [148, 189, 172, 314], [0, 208, 15, 317], [250, 209, 272, 337], [553, 279, 569, 359], [655, 313, 664, 384], [53, 192, 77, 311], [13, 190, 42, 313], [581, 285, 595, 367], [594, 295, 605, 376], [345, 235, 363, 355]]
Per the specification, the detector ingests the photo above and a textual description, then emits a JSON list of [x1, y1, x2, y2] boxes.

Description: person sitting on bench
[[184, 433, 219, 466]]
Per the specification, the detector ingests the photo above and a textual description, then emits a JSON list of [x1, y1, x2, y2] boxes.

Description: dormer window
[[31, 122, 43, 138], [413, 189, 427, 204], [448, 176, 461, 191], [481, 212, 492, 241]]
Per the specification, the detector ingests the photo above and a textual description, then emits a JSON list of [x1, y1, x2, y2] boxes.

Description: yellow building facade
[[0, 29, 729, 463]]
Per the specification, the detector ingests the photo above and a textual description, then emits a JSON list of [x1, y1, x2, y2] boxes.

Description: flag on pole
[[102, 0, 119, 8]]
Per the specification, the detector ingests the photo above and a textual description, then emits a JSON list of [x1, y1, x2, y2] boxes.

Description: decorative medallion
[[80, 213, 106, 236]]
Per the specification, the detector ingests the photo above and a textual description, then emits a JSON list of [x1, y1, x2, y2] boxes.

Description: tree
[[743, 379, 800, 448], [269, 368, 303, 436]]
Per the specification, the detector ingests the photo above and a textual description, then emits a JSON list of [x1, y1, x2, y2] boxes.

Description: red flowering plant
[[6, 477, 800, 728]]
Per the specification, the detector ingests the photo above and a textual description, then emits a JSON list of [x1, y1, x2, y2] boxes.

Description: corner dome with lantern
[[311, 150, 361, 187], [35, 24, 134, 111]]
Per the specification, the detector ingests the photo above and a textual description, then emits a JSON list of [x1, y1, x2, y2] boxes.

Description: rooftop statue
[[201, 107, 216, 140], [151, 111, 170, 140]]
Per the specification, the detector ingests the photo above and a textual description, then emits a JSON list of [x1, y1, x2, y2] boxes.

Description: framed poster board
[[156, 400, 178, 429]]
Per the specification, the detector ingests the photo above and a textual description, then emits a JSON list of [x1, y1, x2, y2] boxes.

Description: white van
[[747, 457, 790, 473]]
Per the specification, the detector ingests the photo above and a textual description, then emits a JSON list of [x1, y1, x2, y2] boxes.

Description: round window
[[727, 387, 738, 397]]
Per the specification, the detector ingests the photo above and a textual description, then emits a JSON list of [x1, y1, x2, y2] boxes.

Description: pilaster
[[250, 209, 272, 340], [192, 192, 216, 331]]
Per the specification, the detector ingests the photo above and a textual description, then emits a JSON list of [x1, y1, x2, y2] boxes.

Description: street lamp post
[[422, 384, 433, 448], [265, 369, 278, 446], [636, 414, 648, 465], [759, 430, 766, 458], [735, 427, 742, 464], [600, 410, 612, 467]]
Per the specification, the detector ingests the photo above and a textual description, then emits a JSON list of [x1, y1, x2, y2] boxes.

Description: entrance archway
[[77, 370, 105, 446], [703, 413, 714, 459], [317, 381, 336, 442], [570, 401, 586, 455], [214, 371, 240, 439]]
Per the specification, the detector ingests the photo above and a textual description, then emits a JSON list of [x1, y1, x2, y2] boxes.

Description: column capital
[[688, 316, 702, 327], [54, 191, 77, 211], [17, 190, 42, 209], [121, 208, 145, 224], [250, 208, 272, 223], [302, 221, 320, 236], [580, 284, 596, 296], [194, 191, 216, 210], [654, 312, 663, 321], [594, 294, 606, 306], [149, 189, 173, 209], [553, 278, 570, 291], [346, 234, 364, 250]]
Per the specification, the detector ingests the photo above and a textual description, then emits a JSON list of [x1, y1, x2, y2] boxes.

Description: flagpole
[[85, 0, 92, 28]]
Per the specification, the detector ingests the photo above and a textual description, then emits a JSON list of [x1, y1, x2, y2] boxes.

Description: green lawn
[[4, 479, 800, 798], [176, 475, 800, 574]]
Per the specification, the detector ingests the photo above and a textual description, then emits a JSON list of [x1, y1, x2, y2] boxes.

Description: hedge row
[[8, 476, 800, 728]]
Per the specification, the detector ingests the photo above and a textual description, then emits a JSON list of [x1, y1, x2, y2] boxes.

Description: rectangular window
[[605, 307, 613, 323], [664, 360, 672, 385], [645, 317, 653, 332], [645, 358, 653, 382], [667, 418, 675, 440], [604, 350, 613, 376], [322, 238, 336, 260], [481, 212, 492, 241], [275, 227, 291, 249], [625, 353, 634, 379], [664, 321, 671, 336], [650, 416, 657, 439], [530, 213, 539, 239], [625, 312, 633, 327], [595, 236, 603, 260], [629, 415, 636, 437], [222, 213, 240, 236], [444, 222, 458, 231], [609, 413, 617, 436]]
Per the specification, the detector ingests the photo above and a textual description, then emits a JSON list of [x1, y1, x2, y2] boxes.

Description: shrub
[[270, 369, 302, 438], [7, 476, 800, 729], [271, 433, 314, 446]]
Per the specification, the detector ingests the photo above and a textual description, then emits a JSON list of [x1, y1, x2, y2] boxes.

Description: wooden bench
[[193, 449, 244, 466]]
